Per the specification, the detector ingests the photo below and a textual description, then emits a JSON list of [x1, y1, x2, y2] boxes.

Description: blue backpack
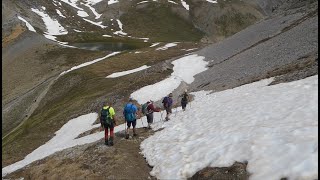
[[124, 104, 136, 122]]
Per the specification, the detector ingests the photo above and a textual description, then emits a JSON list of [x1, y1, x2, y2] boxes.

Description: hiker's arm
[[150, 104, 160, 112], [99, 113, 104, 128], [113, 116, 117, 125]]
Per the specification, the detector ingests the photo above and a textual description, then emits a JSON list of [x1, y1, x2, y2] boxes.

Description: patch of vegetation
[[215, 10, 259, 37], [121, 2, 205, 42]]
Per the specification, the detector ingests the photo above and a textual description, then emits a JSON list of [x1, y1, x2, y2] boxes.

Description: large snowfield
[[141, 75, 318, 180]]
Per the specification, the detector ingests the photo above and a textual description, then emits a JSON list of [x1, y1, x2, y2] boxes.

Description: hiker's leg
[[146, 114, 151, 128], [105, 128, 109, 140], [126, 121, 131, 134], [110, 127, 114, 138], [165, 108, 169, 120], [104, 128, 109, 145], [149, 113, 154, 128], [182, 102, 187, 111], [132, 120, 137, 135], [109, 127, 114, 145]]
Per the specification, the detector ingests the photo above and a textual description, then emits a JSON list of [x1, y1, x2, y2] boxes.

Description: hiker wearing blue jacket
[[123, 98, 139, 139], [162, 93, 173, 121]]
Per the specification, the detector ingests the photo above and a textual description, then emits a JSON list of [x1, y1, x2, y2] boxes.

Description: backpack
[[162, 96, 172, 107], [141, 103, 148, 115], [124, 104, 136, 122], [101, 107, 112, 126], [162, 97, 168, 105], [182, 93, 188, 102]]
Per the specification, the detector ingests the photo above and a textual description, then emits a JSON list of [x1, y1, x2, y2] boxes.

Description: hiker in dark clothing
[[123, 98, 139, 139], [145, 100, 161, 129], [100, 102, 117, 146], [179, 89, 190, 111], [162, 93, 173, 121]]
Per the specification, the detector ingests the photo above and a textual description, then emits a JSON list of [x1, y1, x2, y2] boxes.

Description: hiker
[[179, 89, 190, 111], [100, 101, 117, 146], [123, 98, 139, 139], [144, 100, 161, 129], [162, 93, 173, 121]]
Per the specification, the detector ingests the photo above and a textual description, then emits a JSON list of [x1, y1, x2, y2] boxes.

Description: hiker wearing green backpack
[[100, 102, 117, 146], [142, 100, 161, 129], [123, 98, 140, 139]]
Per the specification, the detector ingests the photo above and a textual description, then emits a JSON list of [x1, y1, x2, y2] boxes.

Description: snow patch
[[150, 42, 161, 47], [56, 9, 66, 18], [131, 54, 207, 104], [113, 19, 127, 35], [106, 65, 151, 78], [77, 10, 89, 17], [108, 0, 119, 5], [156, 43, 178, 50], [141, 75, 318, 180], [206, 0, 218, 3], [31, 7, 68, 35], [60, 52, 120, 76], [17, 16, 36, 32], [181, 0, 189, 10], [83, 18, 107, 28]]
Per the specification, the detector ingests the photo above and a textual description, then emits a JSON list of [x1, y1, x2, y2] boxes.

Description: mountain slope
[[2, 0, 318, 179]]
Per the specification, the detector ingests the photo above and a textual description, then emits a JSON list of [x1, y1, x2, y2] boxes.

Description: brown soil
[[2, 24, 25, 48], [5, 128, 157, 180], [189, 162, 249, 180]]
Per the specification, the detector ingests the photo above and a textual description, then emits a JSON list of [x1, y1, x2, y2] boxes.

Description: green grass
[[215, 10, 259, 37], [121, 2, 205, 42]]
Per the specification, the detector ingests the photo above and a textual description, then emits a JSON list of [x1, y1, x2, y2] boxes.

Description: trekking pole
[[160, 111, 164, 121], [141, 116, 145, 127], [124, 120, 127, 137]]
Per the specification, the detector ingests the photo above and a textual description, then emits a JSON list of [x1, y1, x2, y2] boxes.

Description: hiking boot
[[125, 134, 129, 139], [104, 140, 108, 146], [133, 133, 138, 137], [109, 137, 114, 146]]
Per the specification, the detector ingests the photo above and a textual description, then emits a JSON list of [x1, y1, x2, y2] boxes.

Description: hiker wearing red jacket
[[146, 100, 161, 129]]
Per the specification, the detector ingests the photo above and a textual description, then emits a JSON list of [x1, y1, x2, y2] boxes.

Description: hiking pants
[[146, 113, 154, 123], [181, 101, 188, 110], [104, 127, 114, 140], [127, 120, 136, 128], [164, 106, 172, 114]]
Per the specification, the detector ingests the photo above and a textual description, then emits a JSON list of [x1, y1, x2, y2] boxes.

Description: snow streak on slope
[[60, 52, 120, 76], [114, 19, 127, 35], [108, 0, 119, 5], [156, 43, 178, 50], [181, 0, 189, 10], [56, 9, 66, 18], [206, 0, 218, 3], [131, 54, 208, 104], [106, 65, 150, 78], [17, 16, 36, 32], [140, 75, 318, 180], [83, 18, 107, 28]]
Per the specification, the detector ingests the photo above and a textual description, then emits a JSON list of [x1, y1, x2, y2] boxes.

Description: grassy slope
[[2, 42, 203, 166], [121, 2, 204, 42]]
